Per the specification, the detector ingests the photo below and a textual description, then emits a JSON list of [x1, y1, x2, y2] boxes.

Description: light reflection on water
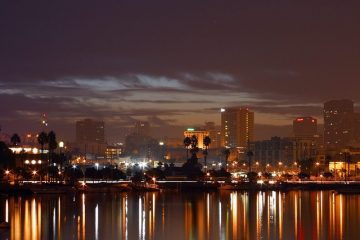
[[1, 191, 360, 240]]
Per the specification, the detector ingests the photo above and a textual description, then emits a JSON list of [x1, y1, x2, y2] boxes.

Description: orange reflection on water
[[294, 191, 298, 239], [82, 194, 86, 240], [3, 191, 360, 240], [231, 192, 238, 239]]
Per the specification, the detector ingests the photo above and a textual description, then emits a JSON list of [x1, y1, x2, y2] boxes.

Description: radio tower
[[40, 113, 49, 131]]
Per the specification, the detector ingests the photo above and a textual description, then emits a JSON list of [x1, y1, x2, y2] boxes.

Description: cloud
[[1, 1, 360, 141]]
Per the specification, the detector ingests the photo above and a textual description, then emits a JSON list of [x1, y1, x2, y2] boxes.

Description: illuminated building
[[134, 121, 150, 136], [220, 107, 254, 148], [250, 137, 295, 166], [75, 119, 106, 156], [105, 145, 123, 162], [323, 99, 360, 152], [76, 119, 105, 144], [293, 117, 317, 138], [204, 122, 221, 149], [183, 128, 210, 149]]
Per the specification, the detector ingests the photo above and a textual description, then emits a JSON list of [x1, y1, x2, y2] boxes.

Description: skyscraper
[[75, 119, 106, 157], [293, 117, 317, 138], [323, 99, 357, 150], [133, 121, 150, 136], [220, 107, 254, 149], [76, 119, 105, 144]]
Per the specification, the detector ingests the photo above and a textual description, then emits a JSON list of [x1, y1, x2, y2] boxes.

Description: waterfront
[[1, 191, 360, 240]]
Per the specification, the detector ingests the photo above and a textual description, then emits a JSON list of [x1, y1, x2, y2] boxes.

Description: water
[[1, 190, 360, 240]]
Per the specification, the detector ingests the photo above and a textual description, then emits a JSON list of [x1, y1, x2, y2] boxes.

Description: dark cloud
[[1, 0, 360, 141]]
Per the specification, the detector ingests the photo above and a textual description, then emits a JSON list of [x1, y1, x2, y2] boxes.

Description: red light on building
[[296, 118, 304, 122]]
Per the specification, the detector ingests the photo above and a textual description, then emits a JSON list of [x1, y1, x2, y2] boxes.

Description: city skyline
[[1, 1, 360, 142]]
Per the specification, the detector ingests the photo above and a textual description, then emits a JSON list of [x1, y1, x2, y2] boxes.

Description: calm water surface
[[1, 190, 360, 240]]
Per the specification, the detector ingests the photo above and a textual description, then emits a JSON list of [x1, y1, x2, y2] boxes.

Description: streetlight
[[5, 170, 10, 182], [278, 161, 283, 172], [59, 141, 65, 168], [316, 162, 320, 176], [32, 170, 37, 181]]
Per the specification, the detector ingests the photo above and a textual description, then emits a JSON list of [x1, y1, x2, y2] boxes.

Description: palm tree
[[246, 150, 254, 173], [222, 148, 230, 171], [203, 136, 211, 172], [10, 133, 21, 146], [47, 131, 57, 165], [37, 132, 48, 160], [183, 137, 191, 160]]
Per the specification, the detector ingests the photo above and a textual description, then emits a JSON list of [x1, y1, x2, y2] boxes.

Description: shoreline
[[3, 181, 360, 195]]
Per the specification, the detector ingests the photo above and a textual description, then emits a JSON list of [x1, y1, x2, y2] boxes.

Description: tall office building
[[76, 119, 105, 143], [133, 121, 150, 136], [293, 117, 317, 138], [323, 99, 358, 150], [221, 107, 254, 149], [75, 119, 106, 157], [204, 122, 221, 149]]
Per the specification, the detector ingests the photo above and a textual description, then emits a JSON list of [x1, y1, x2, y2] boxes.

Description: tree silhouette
[[203, 136, 211, 172], [10, 133, 21, 146], [183, 137, 191, 160], [37, 132, 48, 162], [47, 131, 57, 166], [182, 135, 203, 180], [246, 150, 254, 173], [0, 141, 15, 169], [222, 148, 230, 170]]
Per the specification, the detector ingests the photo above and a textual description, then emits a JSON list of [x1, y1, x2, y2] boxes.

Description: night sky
[[1, 1, 360, 142]]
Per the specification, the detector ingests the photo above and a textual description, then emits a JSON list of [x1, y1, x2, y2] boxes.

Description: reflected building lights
[[339, 194, 343, 238], [256, 192, 264, 240], [58, 197, 61, 239], [3, 191, 360, 239], [206, 193, 210, 237], [219, 201, 222, 240], [294, 192, 298, 238], [37, 200, 41, 239], [53, 207, 56, 239], [5, 199, 8, 222], [138, 196, 146, 240], [316, 192, 320, 240], [82, 194, 86, 240], [25, 200, 30, 239], [231, 192, 238, 239], [95, 204, 99, 240], [126, 197, 128, 239], [139, 197, 142, 239], [278, 192, 283, 240]]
